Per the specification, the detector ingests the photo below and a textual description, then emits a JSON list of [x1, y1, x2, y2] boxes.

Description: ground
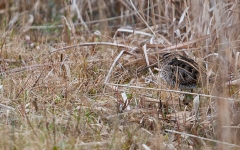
[[0, 1, 240, 149]]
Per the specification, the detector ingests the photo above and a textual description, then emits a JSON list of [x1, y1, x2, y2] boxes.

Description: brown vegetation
[[0, 0, 240, 149]]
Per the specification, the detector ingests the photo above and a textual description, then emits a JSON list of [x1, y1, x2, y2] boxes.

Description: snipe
[[159, 53, 200, 90]]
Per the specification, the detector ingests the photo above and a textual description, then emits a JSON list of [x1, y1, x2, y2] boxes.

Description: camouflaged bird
[[138, 53, 203, 89], [159, 53, 201, 90]]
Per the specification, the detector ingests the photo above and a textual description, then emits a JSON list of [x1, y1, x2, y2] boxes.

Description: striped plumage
[[160, 53, 200, 90]]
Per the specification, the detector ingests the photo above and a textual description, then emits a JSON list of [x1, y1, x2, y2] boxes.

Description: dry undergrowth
[[0, 0, 240, 149]]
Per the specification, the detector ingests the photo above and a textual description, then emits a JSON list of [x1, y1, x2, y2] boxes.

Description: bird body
[[159, 53, 200, 90]]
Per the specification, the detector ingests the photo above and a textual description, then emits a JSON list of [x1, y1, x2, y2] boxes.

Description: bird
[[138, 53, 201, 90], [159, 53, 200, 90]]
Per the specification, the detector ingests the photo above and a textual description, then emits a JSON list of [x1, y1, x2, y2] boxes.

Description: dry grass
[[0, 0, 240, 149]]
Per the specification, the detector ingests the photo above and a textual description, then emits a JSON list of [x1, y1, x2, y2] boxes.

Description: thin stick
[[104, 50, 125, 84], [49, 42, 136, 54], [0, 104, 15, 110], [142, 44, 155, 77], [165, 129, 240, 148], [104, 83, 238, 102], [150, 34, 211, 54]]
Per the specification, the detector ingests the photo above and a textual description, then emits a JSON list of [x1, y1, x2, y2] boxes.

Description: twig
[[165, 129, 240, 148], [142, 44, 155, 77], [222, 126, 240, 129], [104, 83, 239, 102], [104, 50, 125, 84], [0, 104, 15, 110], [49, 42, 137, 54]]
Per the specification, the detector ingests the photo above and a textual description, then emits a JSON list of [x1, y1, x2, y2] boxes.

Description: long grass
[[0, 0, 240, 149]]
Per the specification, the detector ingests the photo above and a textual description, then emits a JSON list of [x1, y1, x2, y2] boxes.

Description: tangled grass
[[0, 0, 240, 149]]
